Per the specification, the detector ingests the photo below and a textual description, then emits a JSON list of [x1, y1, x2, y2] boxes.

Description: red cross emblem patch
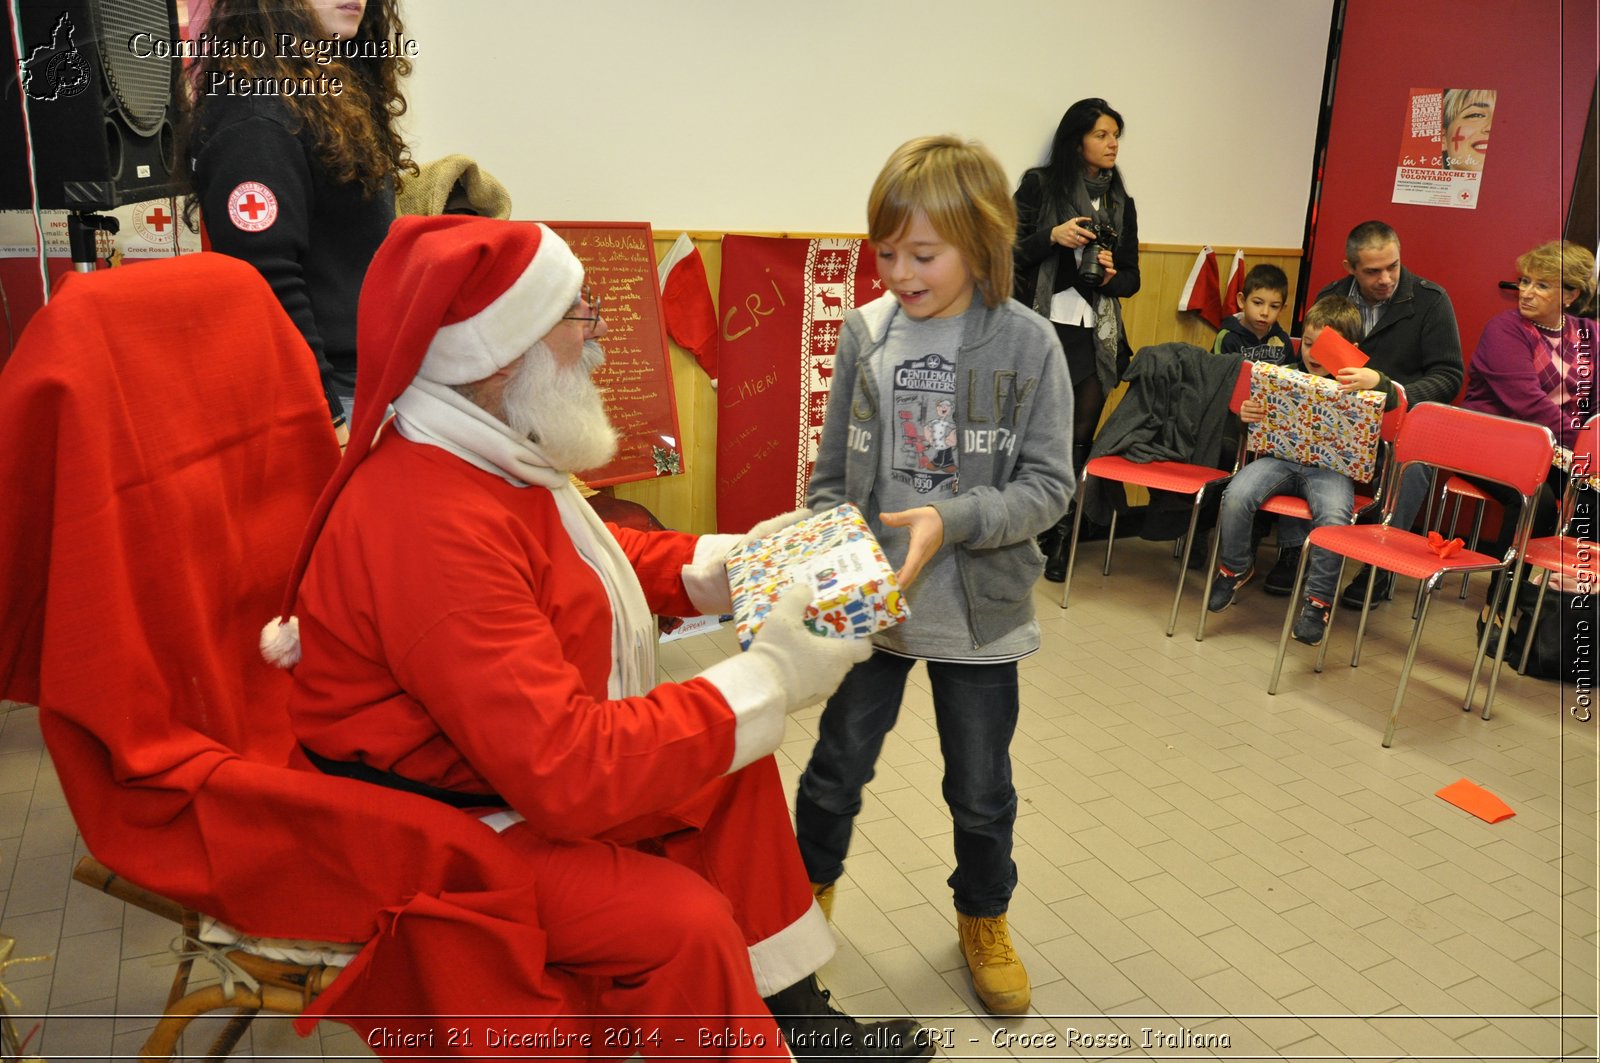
[[227, 182, 278, 232]]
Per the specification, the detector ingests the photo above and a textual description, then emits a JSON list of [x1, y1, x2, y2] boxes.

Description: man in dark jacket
[[1313, 220, 1463, 606]]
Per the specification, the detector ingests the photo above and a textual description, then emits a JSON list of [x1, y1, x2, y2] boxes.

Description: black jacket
[[1082, 344, 1246, 531], [1313, 267, 1463, 406], [192, 94, 395, 419], [1213, 315, 1295, 366], [1013, 169, 1141, 308], [1012, 169, 1140, 382]]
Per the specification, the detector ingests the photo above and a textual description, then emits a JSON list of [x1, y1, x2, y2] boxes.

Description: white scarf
[[391, 377, 656, 698]]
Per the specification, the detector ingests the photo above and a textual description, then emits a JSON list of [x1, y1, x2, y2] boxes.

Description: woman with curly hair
[[182, 0, 416, 439]]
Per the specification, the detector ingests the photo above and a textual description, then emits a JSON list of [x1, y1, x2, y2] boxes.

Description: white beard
[[503, 340, 618, 473]]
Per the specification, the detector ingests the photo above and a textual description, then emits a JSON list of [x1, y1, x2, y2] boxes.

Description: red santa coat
[[291, 432, 743, 835], [289, 429, 823, 1006]]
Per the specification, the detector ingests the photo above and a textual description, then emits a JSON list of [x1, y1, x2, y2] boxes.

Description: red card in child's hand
[[1305, 327, 1369, 373]]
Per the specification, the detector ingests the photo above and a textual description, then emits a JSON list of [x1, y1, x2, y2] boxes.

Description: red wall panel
[[1307, 0, 1597, 379]]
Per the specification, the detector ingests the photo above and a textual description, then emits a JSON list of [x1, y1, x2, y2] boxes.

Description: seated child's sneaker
[[1263, 545, 1303, 596], [1292, 597, 1332, 645], [1206, 565, 1253, 613]]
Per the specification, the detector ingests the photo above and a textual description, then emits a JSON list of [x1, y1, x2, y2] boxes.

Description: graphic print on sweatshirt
[[890, 351, 958, 498]]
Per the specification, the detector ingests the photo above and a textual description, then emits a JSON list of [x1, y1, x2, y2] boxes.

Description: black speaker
[[0, 0, 180, 211]]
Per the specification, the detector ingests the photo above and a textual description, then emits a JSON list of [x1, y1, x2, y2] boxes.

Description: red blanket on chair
[[0, 254, 593, 1054]]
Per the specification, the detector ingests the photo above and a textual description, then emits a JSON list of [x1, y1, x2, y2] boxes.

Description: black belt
[[301, 745, 506, 811]]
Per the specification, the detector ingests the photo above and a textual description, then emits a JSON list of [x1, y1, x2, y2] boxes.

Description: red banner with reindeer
[[715, 235, 881, 532]]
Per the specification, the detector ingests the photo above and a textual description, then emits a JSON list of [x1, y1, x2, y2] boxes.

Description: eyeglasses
[[563, 284, 604, 331]]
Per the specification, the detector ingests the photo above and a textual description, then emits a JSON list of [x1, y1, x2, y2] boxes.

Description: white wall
[[403, 0, 1334, 246]]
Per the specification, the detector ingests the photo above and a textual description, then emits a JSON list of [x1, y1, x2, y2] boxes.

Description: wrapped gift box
[[1246, 362, 1384, 482], [726, 503, 908, 650]]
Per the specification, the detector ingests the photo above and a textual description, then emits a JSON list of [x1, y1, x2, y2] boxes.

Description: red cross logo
[[144, 207, 170, 232], [226, 181, 278, 232]]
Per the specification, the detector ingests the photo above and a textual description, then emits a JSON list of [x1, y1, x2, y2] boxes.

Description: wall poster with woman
[[1391, 86, 1497, 209]]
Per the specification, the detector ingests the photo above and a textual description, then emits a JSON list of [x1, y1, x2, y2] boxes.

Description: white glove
[[681, 508, 814, 616], [697, 585, 872, 773], [745, 585, 873, 714], [736, 507, 813, 553]]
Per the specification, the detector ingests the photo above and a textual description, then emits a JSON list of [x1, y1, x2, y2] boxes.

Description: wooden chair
[[1265, 404, 1554, 747], [70, 857, 344, 1060], [1060, 358, 1252, 636]]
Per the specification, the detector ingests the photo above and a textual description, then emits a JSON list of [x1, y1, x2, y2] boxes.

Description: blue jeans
[[1274, 456, 1430, 551], [794, 652, 1020, 918], [1219, 457, 1354, 605]]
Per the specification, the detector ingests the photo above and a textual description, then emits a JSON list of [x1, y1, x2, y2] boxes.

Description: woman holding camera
[[1014, 98, 1141, 576]]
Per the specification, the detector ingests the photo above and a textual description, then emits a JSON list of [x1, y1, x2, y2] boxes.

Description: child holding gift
[[796, 135, 1074, 1015], [1206, 295, 1399, 645]]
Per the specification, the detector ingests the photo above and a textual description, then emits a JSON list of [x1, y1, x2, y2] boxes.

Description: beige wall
[[609, 236, 1302, 535]]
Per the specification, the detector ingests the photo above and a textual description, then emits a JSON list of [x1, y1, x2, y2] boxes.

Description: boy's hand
[[1335, 367, 1380, 392], [1051, 216, 1096, 249], [1239, 397, 1267, 424], [880, 506, 943, 589]]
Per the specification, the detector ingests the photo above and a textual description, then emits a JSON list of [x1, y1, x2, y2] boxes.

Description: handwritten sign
[[545, 221, 682, 486]]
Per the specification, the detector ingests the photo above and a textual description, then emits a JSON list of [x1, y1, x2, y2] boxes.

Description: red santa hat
[[262, 214, 583, 666]]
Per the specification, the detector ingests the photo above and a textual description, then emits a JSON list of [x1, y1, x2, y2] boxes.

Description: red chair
[[1195, 391, 1407, 641], [1060, 360, 1252, 636], [1435, 476, 1490, 598], [1513, 415, 1600, 675], [1266, 404, 1554, 747]]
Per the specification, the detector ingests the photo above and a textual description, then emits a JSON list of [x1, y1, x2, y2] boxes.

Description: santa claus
[[262, 215, 930, 1060]]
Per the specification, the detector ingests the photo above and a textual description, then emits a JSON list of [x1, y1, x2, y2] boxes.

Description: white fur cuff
[[682, 533, 741, 616]]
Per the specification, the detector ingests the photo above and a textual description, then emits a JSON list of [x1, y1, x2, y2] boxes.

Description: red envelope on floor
[[1306, 326, 1369, 373], [1436, 778, 1515, 823]]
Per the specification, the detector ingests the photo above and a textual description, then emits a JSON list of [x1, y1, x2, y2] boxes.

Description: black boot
[[1043, 514, 1072, 582], [1037, 517, 1066, 561], [763, 974, 933, 1061]]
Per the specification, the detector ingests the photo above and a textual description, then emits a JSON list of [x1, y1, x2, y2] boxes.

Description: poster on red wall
[[1391, 87, 1497, 209]]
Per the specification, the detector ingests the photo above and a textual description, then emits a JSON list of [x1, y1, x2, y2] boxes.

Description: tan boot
[[957, 912, 1031, 1014], [811, 881, 835, 921]]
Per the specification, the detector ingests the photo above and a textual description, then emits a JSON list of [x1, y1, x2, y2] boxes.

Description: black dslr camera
[[1078, 222, 1118, 286]]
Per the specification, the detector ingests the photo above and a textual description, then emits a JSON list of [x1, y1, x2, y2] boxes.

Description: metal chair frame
[[1265, 403, 1554, 747], [1060, 361, 1252, 636], [1510, 416, 1599, 678]]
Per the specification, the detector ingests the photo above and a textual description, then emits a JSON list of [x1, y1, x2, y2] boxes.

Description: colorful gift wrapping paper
[[1246, 362, 1385, 482], [726, 503, 908, 650]]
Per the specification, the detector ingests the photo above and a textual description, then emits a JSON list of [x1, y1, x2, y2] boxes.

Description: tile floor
[[2, 535, 1596, 1061]]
